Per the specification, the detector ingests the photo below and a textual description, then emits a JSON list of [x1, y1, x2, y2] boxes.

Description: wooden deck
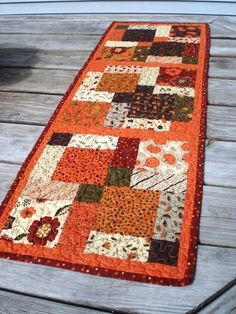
[[0, 14, 236, 314]]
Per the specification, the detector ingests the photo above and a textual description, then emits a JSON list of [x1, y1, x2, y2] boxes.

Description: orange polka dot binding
[[0, 22, 210, 286]]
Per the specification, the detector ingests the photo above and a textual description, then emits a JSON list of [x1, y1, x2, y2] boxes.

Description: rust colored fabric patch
[[0, 22, 210, 286]]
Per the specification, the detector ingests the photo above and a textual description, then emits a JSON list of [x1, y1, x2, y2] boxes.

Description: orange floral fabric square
[[0, 22, 210, 286]]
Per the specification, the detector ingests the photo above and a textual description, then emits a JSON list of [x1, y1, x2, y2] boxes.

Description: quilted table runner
[[0, 22, 210, 286]]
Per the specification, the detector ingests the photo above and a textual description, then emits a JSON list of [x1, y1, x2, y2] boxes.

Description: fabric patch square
[[130, 139, 189, 193], [47, 133, 73, 146], [29, 145, 65, 181], [135, 139, 189, 175], [97, 47, 136, 61], [171, 95, 194, 122], [155, 25, 171, 37], [128, 93, 162, 120], [96, 73, 140, 93], [182, 56, 198, 64], [84, 231, 150, 262], [111, 137, 140, 169], [75, 184, 104, 203], [156, 67, 197, 88], [135, 85, 154, 94], [128, 93, 177, 121], [68, 134, 118, 150], [92, 186, 159, 238], [150, 42, 185, 57], [170, 25, 201, 38], [105, 167, 133, 187], [60, 101, 110, 128], [22, 178, 80, 201], [122, 29, 155, 42], [52, 148, 114, 185], [122, 118, 171, 132], [148, 239, 179, 265], [183, 43, 200, 57], [132, 46, 150, 61], [103, 103, 130, 128], [153, 192, 185, 242], [112, 92, 133, 103], [138, 67, 160, 86], [0, 196, 72, 248]]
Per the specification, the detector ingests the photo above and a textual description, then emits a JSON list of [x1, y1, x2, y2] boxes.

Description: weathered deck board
[[0, 246, 235, 314], [0, 289, 108, 314], [0, 34, 235, 57], [0, 92, 59, 125], [200, 186, 236, 248], [204, 140, 236, 187], [0, 14, 236, 38], [207, 105, 236, 141], [1, 50, 236, 81], [199, 283, 236, 314], [0, 161, 235, 248], [0, 68, 236, 106], [0, 163, 20, 201]]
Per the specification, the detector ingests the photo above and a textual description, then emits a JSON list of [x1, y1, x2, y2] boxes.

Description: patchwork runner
[[0, 22, 210, 286]]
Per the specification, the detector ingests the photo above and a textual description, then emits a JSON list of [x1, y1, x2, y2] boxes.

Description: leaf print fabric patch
[[0, 21, 210, 286]]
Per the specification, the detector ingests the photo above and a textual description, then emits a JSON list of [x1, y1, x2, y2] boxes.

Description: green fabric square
[[115, 24, 129, 29], [75, 184, 104, 203], [132, 46, 150, 62], [105, 167, 133, 187], [172, 96, 194, 122], [183, 56, 198, 64]]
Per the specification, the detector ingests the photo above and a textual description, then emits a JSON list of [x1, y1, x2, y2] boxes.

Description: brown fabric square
[[122, 29, 155, 42], [148, 239, 179, 265], [96, 73, 140, 93], [92, 186, 159, 238], [150, 42, 185, 57]]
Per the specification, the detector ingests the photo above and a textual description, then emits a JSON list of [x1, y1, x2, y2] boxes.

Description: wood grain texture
[[0, 245, 235, 314], [0, 68, 236, 106], [208, 79, 236, 106], [0, 15, 235, 38], [1, 50, 236, 81], [0, 289, 108, 314], [0, 163, 20, 202], [204, 140, 236, 188], [199, 283, 236, 314], [0, 33, 235, 56], [209, 57, 236, 79], [206, 105, 236, 141], [0, 92, 60, 125], [200, 186, 236, 248]]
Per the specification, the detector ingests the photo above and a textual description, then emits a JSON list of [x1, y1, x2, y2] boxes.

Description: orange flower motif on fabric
[[164, 68, 182, 77], [146, 144, 161, 154], [102, 241, 111, 249], [145, 157, 160, 168], [27, 216, 60, 246], [20, 207, 36, 219], [163, 154, 176, 165]]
